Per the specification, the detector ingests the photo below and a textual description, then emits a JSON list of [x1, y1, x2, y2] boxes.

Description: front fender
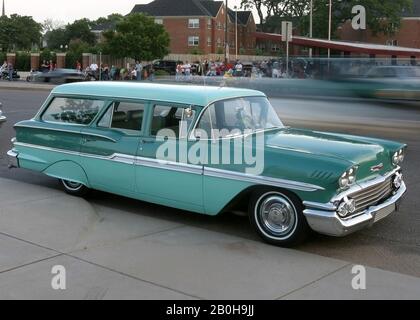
[[43, 160, 90, 188]]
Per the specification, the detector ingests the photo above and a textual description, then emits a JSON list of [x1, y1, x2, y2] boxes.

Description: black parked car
[[152, 60, 179, 75]]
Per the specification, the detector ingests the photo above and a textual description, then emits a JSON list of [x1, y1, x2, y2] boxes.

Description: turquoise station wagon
[[7, 82, 407, 246]]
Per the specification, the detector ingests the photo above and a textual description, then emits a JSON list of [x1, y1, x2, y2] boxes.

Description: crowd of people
[[83, 60, 155, 81]]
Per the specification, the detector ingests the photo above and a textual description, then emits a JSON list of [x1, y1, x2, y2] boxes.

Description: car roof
[[51, 82, 266, 106]]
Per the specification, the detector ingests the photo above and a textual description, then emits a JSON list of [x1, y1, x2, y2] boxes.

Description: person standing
[[135, 60, 143, 81], [184, 61, 191, 81], [175, 63, 182, 81], [8, 61, 13, 81]]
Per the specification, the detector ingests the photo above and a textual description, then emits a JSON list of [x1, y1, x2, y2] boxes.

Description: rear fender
[[43, 161, 90, 188]]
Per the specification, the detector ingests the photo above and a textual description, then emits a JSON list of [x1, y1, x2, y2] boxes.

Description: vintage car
[[7, 82, 407, 246]]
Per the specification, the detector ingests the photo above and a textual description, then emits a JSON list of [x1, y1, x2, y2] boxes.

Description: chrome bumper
[[7, 149, 19, 168], [303, 182, 406, 237]]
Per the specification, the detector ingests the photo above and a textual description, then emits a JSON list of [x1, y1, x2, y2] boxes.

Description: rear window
[[42, 97, 105, 125]]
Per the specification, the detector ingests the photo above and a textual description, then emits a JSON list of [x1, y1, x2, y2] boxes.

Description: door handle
[[141, 139, 154, 144]]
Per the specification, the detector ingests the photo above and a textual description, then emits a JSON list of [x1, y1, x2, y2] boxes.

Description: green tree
[[103, 13, 170, 61], [242, 0, 411, 38], [0, 14, 42, 51], [45, 18, 96, 50], [66, 19, 96, 45], [307, 0, 412, 38], [91, 13, 124, 28]]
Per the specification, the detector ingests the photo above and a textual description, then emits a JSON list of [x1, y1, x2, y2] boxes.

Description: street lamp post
[[234, 5, 238, 60], [225, 0, 229, 63], [328, 0, 332, 59], [309, 0, 313, 58]]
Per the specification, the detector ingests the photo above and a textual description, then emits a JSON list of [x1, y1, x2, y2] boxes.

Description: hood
[[265, 128, 394, 181]]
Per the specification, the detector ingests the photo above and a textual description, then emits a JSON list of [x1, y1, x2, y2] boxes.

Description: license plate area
[[374, 203, 396, 223]]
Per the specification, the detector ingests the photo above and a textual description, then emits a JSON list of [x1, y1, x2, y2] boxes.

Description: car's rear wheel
[[61, 179, 90, 197], [249, 189, 309, 247]]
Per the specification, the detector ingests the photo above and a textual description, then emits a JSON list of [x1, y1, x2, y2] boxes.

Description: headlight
[[339, 166, 358, 189], [392, 149, 405, 166], [337, 197, 356, 218]]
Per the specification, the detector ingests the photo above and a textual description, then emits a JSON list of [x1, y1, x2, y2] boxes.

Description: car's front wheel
[[249, 189, 309, 247], [61, 179, 90, 197]]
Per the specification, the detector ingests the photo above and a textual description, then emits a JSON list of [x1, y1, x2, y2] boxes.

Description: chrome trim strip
[[13, 142, 324, 191], [303, 201, 337, 211], [13, 124, 117, 143], [135, 157, 203, 175], [204, 167, 324, 192]]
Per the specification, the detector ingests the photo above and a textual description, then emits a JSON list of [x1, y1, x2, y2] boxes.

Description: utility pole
[[309, 0, 313, 58], [225, 0, 229, 63], [328, 0, 332, 59], [235, 6, 238, 60]]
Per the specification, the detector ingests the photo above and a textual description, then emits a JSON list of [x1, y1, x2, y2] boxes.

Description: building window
[[188, 18, 200, 28], [217, 22, 223, 30], [154, 18, 163, 25], [272, 44, 281, 52], [207, 36, 212, 46], [207, 19, 212, 29], [188, 36, 199, 46], [217, 38, 222, 47], [386, 40, 398, 46]]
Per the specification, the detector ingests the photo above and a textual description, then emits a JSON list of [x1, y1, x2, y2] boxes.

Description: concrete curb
[[0, 176, 420, 299], [0, 81, 55, 92]]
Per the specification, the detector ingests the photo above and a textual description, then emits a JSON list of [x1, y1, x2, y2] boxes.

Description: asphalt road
[[1, 88, 420, 278]]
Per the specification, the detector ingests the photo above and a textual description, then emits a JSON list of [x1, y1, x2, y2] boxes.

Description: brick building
[[338, 0, 420, 49], [130, 0, 256, 55]]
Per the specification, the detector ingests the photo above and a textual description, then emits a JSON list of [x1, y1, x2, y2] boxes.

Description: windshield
[[195, 96, 284, 139]]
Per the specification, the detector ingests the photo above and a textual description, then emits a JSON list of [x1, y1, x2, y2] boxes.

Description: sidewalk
[[0, 80, 55, 91], [0, 177, 420, 299]]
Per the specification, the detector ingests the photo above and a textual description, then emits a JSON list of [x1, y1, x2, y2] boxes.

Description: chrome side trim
[[204, 167, 324, 192], [13, 142, 324, 191], [13, 124, 117, 143], [135, 157, 203, 175], [303, 201, 337, 211]]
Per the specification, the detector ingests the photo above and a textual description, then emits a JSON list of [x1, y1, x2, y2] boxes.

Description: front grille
[[349, 178, 393, 213]]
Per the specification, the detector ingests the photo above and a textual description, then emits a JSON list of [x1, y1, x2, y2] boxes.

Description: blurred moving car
[[346, 66, 420, 100], [27, 69, 86, 84], [0, 102, 6, 127]]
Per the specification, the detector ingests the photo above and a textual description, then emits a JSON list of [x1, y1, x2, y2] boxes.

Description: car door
[[135, 103, 203, 210], [80, 100, 145, 194]]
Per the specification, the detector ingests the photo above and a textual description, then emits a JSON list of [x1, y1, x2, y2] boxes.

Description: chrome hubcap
[[259, 195, 296, 236], [63, 180, 83, 191]]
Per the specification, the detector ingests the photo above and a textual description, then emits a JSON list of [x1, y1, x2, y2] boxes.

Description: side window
[[98, 101, 145, 133], [195, 104, 216, 139], [151, 105, 196, 138], [42, 97, 104, 125]]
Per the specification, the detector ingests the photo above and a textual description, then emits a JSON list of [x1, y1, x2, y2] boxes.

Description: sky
[[4, 0, 249, 24]]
